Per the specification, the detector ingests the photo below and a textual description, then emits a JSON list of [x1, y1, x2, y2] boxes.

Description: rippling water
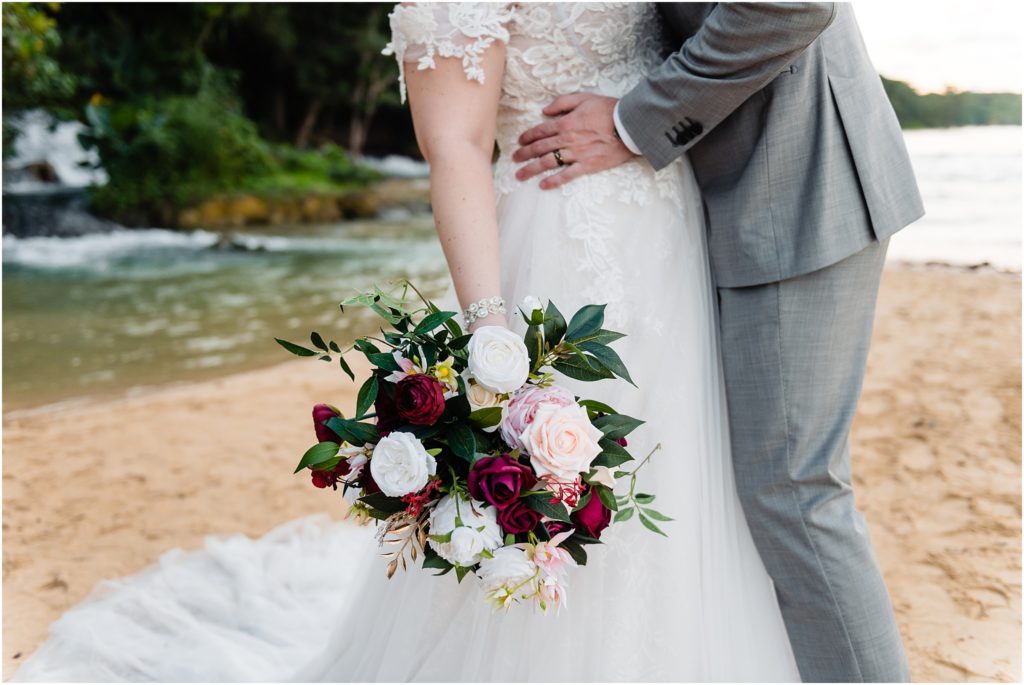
[[3, 126, 1020, 411], [2, 217, 449, 410]]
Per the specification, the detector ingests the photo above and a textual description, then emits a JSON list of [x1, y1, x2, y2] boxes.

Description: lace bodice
[[383, 2, 681, 198]]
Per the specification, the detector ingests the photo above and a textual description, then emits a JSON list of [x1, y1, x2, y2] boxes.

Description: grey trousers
[[717, 238, 910, 683]]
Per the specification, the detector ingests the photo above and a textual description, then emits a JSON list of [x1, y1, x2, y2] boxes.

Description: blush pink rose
[[499, 384, 575, 451], [520, 403, 603, 482]]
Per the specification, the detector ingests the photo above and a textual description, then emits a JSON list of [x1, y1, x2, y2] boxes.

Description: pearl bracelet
[[464, 296, 506, 326]]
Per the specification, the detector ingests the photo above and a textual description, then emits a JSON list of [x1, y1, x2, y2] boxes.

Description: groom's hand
[[513, 93, 636, 190]]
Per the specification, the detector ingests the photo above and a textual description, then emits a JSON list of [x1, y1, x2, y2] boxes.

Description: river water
[[2, 126, 1020, 411]]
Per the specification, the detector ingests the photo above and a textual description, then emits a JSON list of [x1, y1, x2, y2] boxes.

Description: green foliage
[[83, 71, 275, 224], [882, 77, 1022, 128], [2, 3, 75, 112]]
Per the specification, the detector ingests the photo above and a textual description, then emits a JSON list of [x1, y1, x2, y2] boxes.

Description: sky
[[852, 0, 1024, 93]]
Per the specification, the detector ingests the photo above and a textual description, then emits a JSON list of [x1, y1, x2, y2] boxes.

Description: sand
[[3, 264, 1020, 682]]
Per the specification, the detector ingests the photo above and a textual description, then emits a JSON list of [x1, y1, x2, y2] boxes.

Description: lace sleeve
[[382, 3, 515, 103]]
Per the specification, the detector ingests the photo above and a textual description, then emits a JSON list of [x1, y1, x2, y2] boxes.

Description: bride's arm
[[404, 45, 508, 332]]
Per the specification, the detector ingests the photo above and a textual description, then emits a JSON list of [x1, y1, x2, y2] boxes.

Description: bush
[[83, 73, 274, 226]]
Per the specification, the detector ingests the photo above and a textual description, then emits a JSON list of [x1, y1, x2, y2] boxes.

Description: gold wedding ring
[[553, 149, 566, 167]]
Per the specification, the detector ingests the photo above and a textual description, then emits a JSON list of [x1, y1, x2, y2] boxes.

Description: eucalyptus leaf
[[634, 493, 655, 504], [642, 507, 674, 522], [275, 338, 317, 357], [613, 507, 636, 523], [639, 512, 668, 537], [337, 354, 355, 381]]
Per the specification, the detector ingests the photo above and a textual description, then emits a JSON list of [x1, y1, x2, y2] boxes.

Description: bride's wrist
[[468, 312, 509, 332]]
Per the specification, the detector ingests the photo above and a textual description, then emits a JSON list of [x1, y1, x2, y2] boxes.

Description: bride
[[14, 3, 801, 682]]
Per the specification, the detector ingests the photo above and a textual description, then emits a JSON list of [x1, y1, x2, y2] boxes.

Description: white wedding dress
[[12, 4, 801, 682]]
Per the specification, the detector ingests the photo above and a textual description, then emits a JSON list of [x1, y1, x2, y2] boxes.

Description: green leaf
[[449, 333, 474, 350], [642, 507, 674, 522], [338, 354, 355, 381], [525, 494, 572, 522], [353, 338, 381, 355], [447, 422, 476, 462], [294, 441, 340, 473], [579, 341, 634, 386], [596, 485, 619, 512], [468, 406, 503, 429], [329, 340, 341, 353], [543, 300, 567, 346], [275, 338, 317, 357], [310, 331, 328, 351], [504, 533, 516, 546], [565, 304, 606, 341], [356, 376, 379, 418], [422, 554, 452, 572], [415, 310, 456, 336], [525, 324, 542, 370], [592, 414, 644, 440], [324, 416, 379, 446], [359, 491, 407, 514], [613, 507, 636, 523], [572, 487, 593, 512], [366, 352, 402, 372], [639, 512, 668, 537], [454, 565, 471, 583], [592, 438, 634, 468], [634, 493, 655, 504], [559, 538, 588, 566], [578, 399, 617, 415], [552, 356, 614, 383], [582, 330, 626, 345]]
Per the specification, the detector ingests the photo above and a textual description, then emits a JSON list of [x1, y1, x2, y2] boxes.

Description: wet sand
[[3, 264, 1020, 681]]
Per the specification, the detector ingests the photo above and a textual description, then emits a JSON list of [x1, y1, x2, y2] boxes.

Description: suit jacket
[[617, 2, 925, 287]]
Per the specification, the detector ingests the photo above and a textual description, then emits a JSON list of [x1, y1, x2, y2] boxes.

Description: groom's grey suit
[[617, 3, 924, 682]]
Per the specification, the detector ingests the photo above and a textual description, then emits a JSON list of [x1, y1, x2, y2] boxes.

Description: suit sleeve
[[617, 2, 837, 170]]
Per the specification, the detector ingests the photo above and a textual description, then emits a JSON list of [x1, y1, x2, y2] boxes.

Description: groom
[[513, 3, 923, 682]]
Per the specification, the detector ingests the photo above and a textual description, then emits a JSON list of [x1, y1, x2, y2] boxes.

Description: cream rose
[[520, 403, 603, 482], [477, 546, 538, 608], [465, 376, 507, 433], [368, 431, 437, 497], [467, 325, 530, 394], [427, 494, 502, 567]]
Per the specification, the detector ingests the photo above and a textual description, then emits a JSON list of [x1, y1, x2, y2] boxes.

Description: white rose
[[368, 431, 436, 497], [588, 465, 618, 490], [427, 494, 502, 567], [520, 295, 543, 317], [467, 325, 530, 394], [477, 546, 538, 601], [521, 403, 603, 482]]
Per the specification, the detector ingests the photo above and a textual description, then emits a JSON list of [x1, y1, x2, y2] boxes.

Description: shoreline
[[3, 263, 1021, 681], [3, 260, 1019, 419]]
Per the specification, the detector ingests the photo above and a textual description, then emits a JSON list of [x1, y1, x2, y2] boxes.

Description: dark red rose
[[497, 500, 541, 535], [393, 374, 446, 426], [544, 519, 572, 537], [312, 404, 341, 443], [468, 454, 537, 508], [310, 461, 350, 489], [616, 436, 628, 448], [571, 485, 612, 539], [373, 383, 401, 435]]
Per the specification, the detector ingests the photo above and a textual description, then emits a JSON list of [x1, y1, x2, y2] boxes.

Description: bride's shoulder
[[383, 2, 517, 101]]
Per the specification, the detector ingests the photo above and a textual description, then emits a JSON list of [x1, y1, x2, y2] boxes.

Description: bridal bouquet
[[276, 282, 669, 613]]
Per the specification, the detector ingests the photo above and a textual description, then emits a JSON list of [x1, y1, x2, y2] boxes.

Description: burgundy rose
[[468, 454, 537, 508], [359, 464, 382, 495], [312, 404, 341, 443], [571, 485, 612, 539], [616, 436, 628, 448], [497, 499, 541, 535], [394, 374, 446, 426], [373, 383, 401, 435], [310, 461, 350, 489], [544, 519, 572, 537]]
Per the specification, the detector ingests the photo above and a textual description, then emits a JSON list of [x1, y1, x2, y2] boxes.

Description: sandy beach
[[2, 264, 1020, 682]]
